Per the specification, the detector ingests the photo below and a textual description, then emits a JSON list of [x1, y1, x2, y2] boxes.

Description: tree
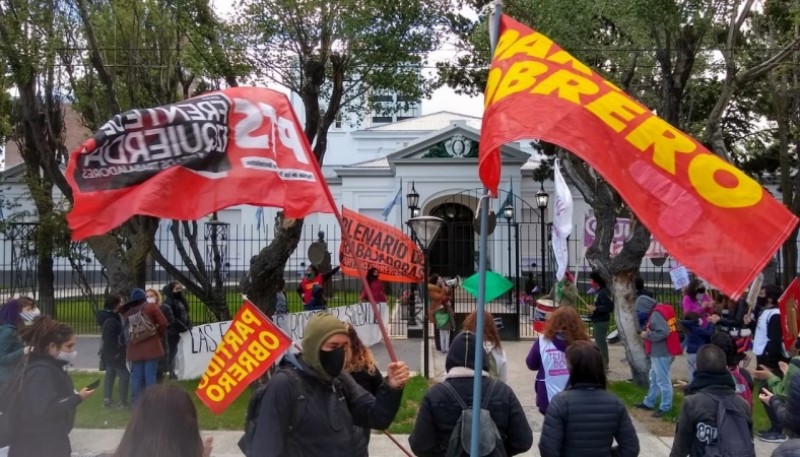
[[235, 0, 451, 314]]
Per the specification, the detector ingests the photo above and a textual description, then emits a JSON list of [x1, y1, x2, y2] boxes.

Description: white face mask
[[56, 350, 77, 363], [20, 308, 41, 323], [146, 297, 157, 304]]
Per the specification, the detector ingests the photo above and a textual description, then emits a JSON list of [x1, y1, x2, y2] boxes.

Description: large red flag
[[66, 87, 335, 240], [479, 15, 798, 298]]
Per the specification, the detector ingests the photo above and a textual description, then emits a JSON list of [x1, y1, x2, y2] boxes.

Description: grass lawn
[[609, 380, 768, 436], [70, 372, 427, 434]]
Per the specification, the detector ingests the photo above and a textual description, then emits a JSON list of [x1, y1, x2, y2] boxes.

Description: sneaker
[[652, 410, 668, 418], [103, 399, 113, 408], [758, 431, 787, 443], [633, 403, 653, 411]]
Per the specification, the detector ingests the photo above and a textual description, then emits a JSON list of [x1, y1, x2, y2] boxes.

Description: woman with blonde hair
[[526, 306, 590, 414], [463, 310, 507, 382], [344, 324, 383, 456]]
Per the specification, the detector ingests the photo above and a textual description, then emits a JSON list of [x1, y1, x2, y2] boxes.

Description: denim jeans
[[130, 358, 159, 404], [592, 321, 609, 370], [686, 353, 697, 384], [644, 356, 674, 412], [103, 360, 130, 406]]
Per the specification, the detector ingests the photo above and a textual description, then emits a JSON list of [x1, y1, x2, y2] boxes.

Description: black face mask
[[319, 346, 346, 378]]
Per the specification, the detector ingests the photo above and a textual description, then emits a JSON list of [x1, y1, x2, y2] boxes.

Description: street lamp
[[407, 215, 445, 379], [406, 182, 419, 212], [406, 182, 421, 326], [502, 204, 514, 305], [535, 183, 549, 294]]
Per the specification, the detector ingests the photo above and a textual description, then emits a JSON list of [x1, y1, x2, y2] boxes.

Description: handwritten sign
[[670, 266, 690, 290]]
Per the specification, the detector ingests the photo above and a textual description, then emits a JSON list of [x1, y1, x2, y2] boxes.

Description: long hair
[[0, 299, 22, 326], [566, 340, 607, 389], [146, 288, 162, 304], [345, 324, 377, 375], [462, 311, 502, 350], [114, 384, 204, 457], [18, 316, 74, 354], [685, 278, 704, 298], [543, 307, 590, 346]]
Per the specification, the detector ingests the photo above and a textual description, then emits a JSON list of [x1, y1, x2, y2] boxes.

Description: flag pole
[[470, 3, 502, 456]]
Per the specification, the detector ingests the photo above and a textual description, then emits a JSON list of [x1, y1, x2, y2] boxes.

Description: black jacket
[[773, 439, 800, 456], [99, 311, 125, 364], [8, 355, 82, 457], [251, 355, 402, 457], [716, 299, 748, 332], [538, 383, 639, 457], [591, 287, 614, 322], [162, 285, 192, 335], [772, 371, 800, 436], [409, 375, 533, 456], [670, 372, 752, 457]]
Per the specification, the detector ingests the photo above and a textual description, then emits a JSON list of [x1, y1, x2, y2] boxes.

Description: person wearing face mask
[[250, 313, 410, 457], [682, 279, 713, 324], [586, 271, 614, 372], [5, 316, 94, 457], [359, 267, 387, 304], [162, 281, 191, 380], [298, 265, 340, 306], [18, 296, 41, 326], [122, 288, 168, 405], [0, 299, 26, 390]]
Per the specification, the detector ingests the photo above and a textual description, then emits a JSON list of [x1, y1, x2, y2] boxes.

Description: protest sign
[[274, 302, 389, 345], [669, 266, 690, 290], [780, 278, 800, 355], [583, 214, 667, 258], [196, 301, 291, 414], [340, 207, 424, 283]]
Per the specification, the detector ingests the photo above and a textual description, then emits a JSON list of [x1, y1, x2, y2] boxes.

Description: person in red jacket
[[359, 267, 386, 303], [298, 265, 340, 306], [121, 288, 168, 405]]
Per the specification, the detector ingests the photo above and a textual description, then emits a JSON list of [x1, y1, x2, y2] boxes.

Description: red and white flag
[[66, 87, 335, 240]]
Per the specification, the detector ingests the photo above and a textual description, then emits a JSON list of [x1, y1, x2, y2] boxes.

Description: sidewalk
[[67, 338, 781, 456]]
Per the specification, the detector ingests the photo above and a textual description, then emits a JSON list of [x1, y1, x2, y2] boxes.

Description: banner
[[583, 214, 667, 258], [196, 301, 291, 414], [551, 160, 573, 281], [340, 207, 424, 283], [779, 278, 800, 354], [66, 87, 335, 240], [178, 302, 389, 380]]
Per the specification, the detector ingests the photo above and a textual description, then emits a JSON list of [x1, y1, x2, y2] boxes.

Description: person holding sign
[[250, 313, 410, 457]]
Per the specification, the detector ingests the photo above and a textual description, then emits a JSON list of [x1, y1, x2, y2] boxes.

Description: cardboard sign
[[670, 266, 690, 290], [779, 278, 800, 354]]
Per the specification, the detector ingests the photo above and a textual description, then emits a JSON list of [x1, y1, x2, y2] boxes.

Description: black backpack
[[441, 379, 507, 457], [700, 393, 755, 457], [238, 366, 306, 457]]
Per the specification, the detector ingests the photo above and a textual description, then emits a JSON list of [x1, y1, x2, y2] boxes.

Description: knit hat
[[130, 288, 146, 302], [302, 313, 348, 381], [445, 331, 490, 373]]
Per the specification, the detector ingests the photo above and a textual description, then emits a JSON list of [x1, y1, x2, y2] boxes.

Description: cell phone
[[85, 379, 100, 390]]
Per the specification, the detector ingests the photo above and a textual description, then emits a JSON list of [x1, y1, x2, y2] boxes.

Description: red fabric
[[360, 279, 387, 303], [644, 304, 683, 357], [730, 366, 753, 410], [66, 87, 335, 240], [779, 277, 800, 351], [479, 15, 798, 298], [300, 275, 323, 305]]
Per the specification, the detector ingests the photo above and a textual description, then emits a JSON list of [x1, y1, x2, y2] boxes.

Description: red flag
[[65, 87, 335, 240], [779, 278, 800, 352], [479, 15, 798, 298]]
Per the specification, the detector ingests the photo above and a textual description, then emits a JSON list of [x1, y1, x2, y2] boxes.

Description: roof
[[362, 111, 481, 132]]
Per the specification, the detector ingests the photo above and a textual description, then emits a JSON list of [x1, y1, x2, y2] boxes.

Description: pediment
[[387, 123, 530, 164]]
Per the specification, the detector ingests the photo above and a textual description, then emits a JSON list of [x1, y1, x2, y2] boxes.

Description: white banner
[[175, 302, 389, 380], [551, 159, 573, 281]]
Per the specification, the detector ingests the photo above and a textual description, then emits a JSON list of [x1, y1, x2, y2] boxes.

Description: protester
[[682, 279, 713, 323], [122, 288, 168, 405], [538, 341, 639, 457], [670, 345, 754, 457], [526, 306, 590, 414], [275, 278, 288, 315], [753, 344, 799, 443], [6, 317, 94, 457], [463, 310, 508, 382], [636, 301, 683, 417], [304, 284, 328, 311], [344, 324, 383, 453], [681, 311, 716, 383], [587, 271, 613, 371], [98, 295, 129, 409], [709, 294, 749, 335], [409, 331, 533, 456], [147, 288, 172, 381], [162, 281, 191, 379], [762, 367, 800, 442], [113, 384, 213, 457], [428, 274, 447, 352], [549, 271, 579, 307], [432, 295, 456, 354], [0, 299, 25, 389], [634, 277, 657, 331], [298, 265, 340, 306], [359, 267, 387, 303], [250, 313, 410, 457], [753, 284, 787, 377], [18, 296, 40, 326], [710, 332, 753, 409]]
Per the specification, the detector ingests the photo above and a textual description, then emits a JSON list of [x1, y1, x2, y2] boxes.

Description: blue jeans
[[643, 356, 673, 412], [130, 359, 158, 404]]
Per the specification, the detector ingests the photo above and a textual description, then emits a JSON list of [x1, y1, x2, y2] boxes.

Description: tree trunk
[[611, 273, 650, 385]]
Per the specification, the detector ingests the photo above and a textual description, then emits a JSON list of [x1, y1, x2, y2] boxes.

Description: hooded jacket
[[98, 310, 125, 364], [251, 314, 403, 457], [409, 332, 533, 457], [635, 294, 657, 330], [122, 299, 168, 362], [161, 285, 192, 335], [0, 324, 23, 386]]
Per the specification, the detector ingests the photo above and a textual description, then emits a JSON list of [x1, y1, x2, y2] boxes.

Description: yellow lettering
[[228, 362, 248, 383], [235, 320, 256, 339], [197, 374, 209, 389], [248, 340, 270, 362], [498, 32, 554, 61], [688, 154, 763, 208], [491, 61, 549, 105], [546, 50, 593, 76], [484, 68, 504, 108], [216, 343, 233, 359], [205, 355, 224, 377], [531, 69, 599, 104], [205, 384, 225, 402], [585, 91, 646, 132], [626, 117, 696, 174], [240, 308, 259, 325], [493, 29, 520, 59], [259, 331, 280, 350], [238, 351, 258, 373], [223, 329, 245, 353], [218, 373, 236, 393]]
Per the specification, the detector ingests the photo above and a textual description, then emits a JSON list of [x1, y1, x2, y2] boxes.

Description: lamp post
[[502, 204, 514, 305], [535, 184, 549, 294], [406, 182, 420, 325], [407, 215, 445, 379]]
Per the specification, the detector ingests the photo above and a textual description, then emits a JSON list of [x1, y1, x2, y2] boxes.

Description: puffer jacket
[[538, 383, 639, 457], [162, 285, 191, 335], [771, 370, 800, 436]]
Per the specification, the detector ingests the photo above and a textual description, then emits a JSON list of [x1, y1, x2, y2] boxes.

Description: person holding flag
[[298, 265, 340, 308]]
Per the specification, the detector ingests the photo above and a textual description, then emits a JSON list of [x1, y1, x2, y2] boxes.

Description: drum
[[606, 329, 620, 344], [532, 299, 556, 333]]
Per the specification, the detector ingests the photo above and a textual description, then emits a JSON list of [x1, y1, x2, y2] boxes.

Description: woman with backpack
[[122, 288, 168, 405], [0, 299, 26, 390], [5, 317, 95, 457], [463, 310, 508, 382], [538, 341, 639, 457], [409, 331, 533, 456]]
